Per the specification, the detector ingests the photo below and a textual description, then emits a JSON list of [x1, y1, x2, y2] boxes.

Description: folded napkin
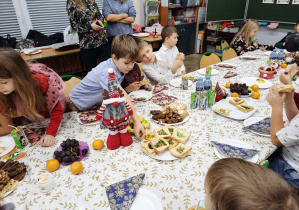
[[153, 84, 168, 94], [24, 127, 46, 145], [211, 141, 259, 159], [106, 173, 145, 210], [152, 92, 177, 106], [78, 109, 98, 124], [224, 71, 238, 78], [242, 117, 271, 135]]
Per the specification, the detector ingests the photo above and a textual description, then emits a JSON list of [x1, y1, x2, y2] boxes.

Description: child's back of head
[[161, 25, 178, 43], [205, 158, 299, 210], [111, 34, 139, 61]]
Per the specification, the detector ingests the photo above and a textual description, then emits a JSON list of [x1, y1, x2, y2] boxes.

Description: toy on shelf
[[145, 0, 160, 26]]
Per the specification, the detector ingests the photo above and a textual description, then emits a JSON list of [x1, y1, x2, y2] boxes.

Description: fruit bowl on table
[[229, 83, 252, 98], [53, 139, 89, 166]]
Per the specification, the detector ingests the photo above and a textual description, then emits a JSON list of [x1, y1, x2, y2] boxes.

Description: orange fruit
[[226, 82, 232, 88], [70, 161, 83, 175], [251, 84, 259, 92], [281, 63, 287, 68], [252, 91, 260, 99], [231, 92, 239, 97], [46, 159, 60, 172], [92, 139, 104, 150]]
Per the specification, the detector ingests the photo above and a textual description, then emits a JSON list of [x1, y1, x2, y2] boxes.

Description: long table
[[3, 50, 293, 209]]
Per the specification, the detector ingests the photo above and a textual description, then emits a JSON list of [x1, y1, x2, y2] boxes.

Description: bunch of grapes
[[54, 139, 88, 163], [230, 83, 251, 96]]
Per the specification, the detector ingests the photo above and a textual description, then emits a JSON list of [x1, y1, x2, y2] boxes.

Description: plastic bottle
[[269, 49, 277, 62], [203, 76, 212, 90], [196, 77, 204, 92], [277, 49, 284, 61]]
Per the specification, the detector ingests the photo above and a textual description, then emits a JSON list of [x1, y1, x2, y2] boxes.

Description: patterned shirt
[[66, 0, 108, 49], [121, 63, 144, 91], [231, 35, 274, 56]]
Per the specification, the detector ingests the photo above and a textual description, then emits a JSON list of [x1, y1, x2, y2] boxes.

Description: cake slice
[[150, 138, 169, 153], [236, 103, 254, 113], [229, 97, 245, 106], [170, 143, 192, 158], [154, 127, 171, 139], [172, 128, 191, 144]]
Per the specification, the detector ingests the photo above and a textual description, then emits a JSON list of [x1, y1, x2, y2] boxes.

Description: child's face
[[138, 45, 155, 64], [249, 28, 258, 39], [112, 55, 135, 74], [166, 33, 179, 48], [295, 24, 299, 33], [0, 78, 15, 95]]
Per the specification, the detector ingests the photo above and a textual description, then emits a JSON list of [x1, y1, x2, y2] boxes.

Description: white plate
[[23, 49, 42, 55], [197, 68, 219, 75], [132, 33, 150, 38], [169, 78, 193, 88], [213, 63, 237, 69], [213, 138, 259, 163], [130, 188, 163, 210], [212, 97, 258, 120], [243, 117, 271, 137], [263, 51, 272, 56], [0, 135, 16, 157], [129, 90, 152, 101], [76, 113, 100, 126], [152, 115, 190, 126], [239, 55, 259, 60], [240, 77, 273, 89], [142, 137, 192, 161]]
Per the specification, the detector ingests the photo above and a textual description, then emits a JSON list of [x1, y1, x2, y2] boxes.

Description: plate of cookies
[[141, 126, 192, 161], [212, 97, 258, 120]]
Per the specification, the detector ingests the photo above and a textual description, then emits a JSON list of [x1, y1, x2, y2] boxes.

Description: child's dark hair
[[161, 25, 178, 42], [111, 34, 139, 61], [296, 19, 299, 26]]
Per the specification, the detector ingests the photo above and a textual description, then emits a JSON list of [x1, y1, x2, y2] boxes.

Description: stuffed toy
[[96, 68, 133, 150]]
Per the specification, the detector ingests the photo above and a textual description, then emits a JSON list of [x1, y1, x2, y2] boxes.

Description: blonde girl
[[0, 48, 65, 147], [230, 19, 274, 55]]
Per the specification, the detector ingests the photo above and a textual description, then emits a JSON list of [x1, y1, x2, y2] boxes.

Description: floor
[[184, 53, 201, 73]]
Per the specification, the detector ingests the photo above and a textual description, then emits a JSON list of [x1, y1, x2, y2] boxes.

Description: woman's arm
[[118, 17, 135, 24], [0, 115, 13, 136]]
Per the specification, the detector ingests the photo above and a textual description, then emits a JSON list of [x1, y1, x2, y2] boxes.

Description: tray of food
[[141, 126, 192, 161], [212, 97, 258, 120]]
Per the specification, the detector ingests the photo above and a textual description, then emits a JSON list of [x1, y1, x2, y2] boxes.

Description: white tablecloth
[[3, 50, 296, 209]]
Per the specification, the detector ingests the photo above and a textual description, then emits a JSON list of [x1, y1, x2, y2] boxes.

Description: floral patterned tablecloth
[[2, 50, 297, 210]]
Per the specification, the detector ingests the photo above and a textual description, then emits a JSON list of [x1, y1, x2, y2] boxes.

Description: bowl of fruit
[[258, 67, 275, 79], [229, 83, 252, 98], [53, 139, 89, 165]]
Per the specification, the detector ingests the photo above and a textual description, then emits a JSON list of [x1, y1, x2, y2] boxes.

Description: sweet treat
[[170, 143, 192, 158], [139, 79, 150, 85], [169, 103, 187, 110], [229, 97, 245, 106], [215, 107, 230, 116], [236, 103, 254, 113], [273, 84, 294, 92], [150, 138, 169, 153], [141, 141, 156, 156], [172, 128, 191, 144], [154, 127, 171, 139]]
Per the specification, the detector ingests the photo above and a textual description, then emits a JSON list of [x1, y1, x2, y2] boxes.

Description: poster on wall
[[292, 0, 299, 4], [276, 0, 290, 4], [262, 0, 274, 3]]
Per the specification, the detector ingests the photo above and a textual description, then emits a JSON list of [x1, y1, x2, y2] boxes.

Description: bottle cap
[[198, 77, 203, 81], [280, 49, 284, 52], [273, 49, 276, 52], [206, 76, 210, 79]]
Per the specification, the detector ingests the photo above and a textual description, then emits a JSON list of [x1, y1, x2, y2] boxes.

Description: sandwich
[[273, 84, 294, 92], [285, 63, 298, 77], [172, 128, 191, 144], [166, 138, 179, 149], [139, 79, 150, 85], [154, 127, 171, 139], [169, 143, 192, 158], [229, 97, 245, 106], [215, 107, 230, 116], [141, 130, 156, 141], [0, 179, 19, 198], [141, 141, 156, 156], [150, 138, 169, 153], [164, 125, 175, 136], [236, 103, 254, 113]]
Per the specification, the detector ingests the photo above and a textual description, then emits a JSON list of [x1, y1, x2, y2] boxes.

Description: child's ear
[[112, 54, 117, 61], [165, 37, 169, 42]]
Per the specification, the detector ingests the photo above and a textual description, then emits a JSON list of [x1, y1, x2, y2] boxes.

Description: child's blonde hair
[[111, 34, 139, 61], [0, 48, 45, 121], [74, 0, 94, 9], [161, 25, 178, 42], [205, 158, 299, 210], [231, 19, 259, 47]]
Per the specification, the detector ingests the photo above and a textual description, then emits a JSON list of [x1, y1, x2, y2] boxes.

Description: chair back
[[62, 75, 82, 111], [198, 52, 221, 69], [221, 40, 229, 51], [222, 46, 237, 61], [137, 62, 144, 80]]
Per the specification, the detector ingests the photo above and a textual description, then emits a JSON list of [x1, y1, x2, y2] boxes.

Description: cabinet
[[159, 2, 199, 55]]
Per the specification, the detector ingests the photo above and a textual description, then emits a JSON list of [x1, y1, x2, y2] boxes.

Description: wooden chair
[[137, 62, 145, 80], [63, 76, 82, 111], [221, 40, 229, 51], [198, 52, 221, 69], [222, 46, 237, 61]]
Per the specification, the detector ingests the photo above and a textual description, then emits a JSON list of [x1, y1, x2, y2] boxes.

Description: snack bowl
[[258, 67, 275, 79]]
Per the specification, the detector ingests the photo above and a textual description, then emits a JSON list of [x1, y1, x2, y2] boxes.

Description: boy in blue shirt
[[70, 34, 144, 140]]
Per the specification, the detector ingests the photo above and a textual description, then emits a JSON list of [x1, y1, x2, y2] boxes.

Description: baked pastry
[[139, 79, 150, 85], [215, 107, 230, 116], [141, 141, 156, 156], [0, 179, 19, 198], [285, 63, 298, 77], [166, 138, 179, 149], [170, 143, 192, 158], [164, 125, 175, 135], [142, 130, 156, 141], [172, 128, 191, 144], [154, 127, 171, 139], [273, 84, 294, 92], [236, 103, 254, 113], [150, 138, 169, 153], [229, 97, 245, 106]]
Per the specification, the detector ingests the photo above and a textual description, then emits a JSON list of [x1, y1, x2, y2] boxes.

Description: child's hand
[[177, 70, 186, 77], [172, 59, 183, 73], [266, 86, 285, 107], [40, 135, 55, 147], [280, 72, 292, 85], [133, 120, 145, 140], [144, 83, 152, 91], [126, 82, 142, 93], [177, 53, 185, 61], [254, 43, 259, 48]]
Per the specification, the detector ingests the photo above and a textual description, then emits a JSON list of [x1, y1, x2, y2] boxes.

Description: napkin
[[242, 117, 271, 135], [106, 173, 145, 210], [78, 109, 98, 124], [211, 141, 259, 159], [224, 71, 238, 78], [24, 127, 46, 145], [152, 92, 177, 106], [153, 84, 168, 94]]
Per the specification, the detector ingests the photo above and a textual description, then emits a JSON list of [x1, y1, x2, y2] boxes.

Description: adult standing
[[103, 0, 136, 45], [66, 0, 111, 73]]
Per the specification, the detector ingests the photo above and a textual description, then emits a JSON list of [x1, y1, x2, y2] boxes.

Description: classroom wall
[[255, 26, 294, 46], [132, 0, 145, 26]]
